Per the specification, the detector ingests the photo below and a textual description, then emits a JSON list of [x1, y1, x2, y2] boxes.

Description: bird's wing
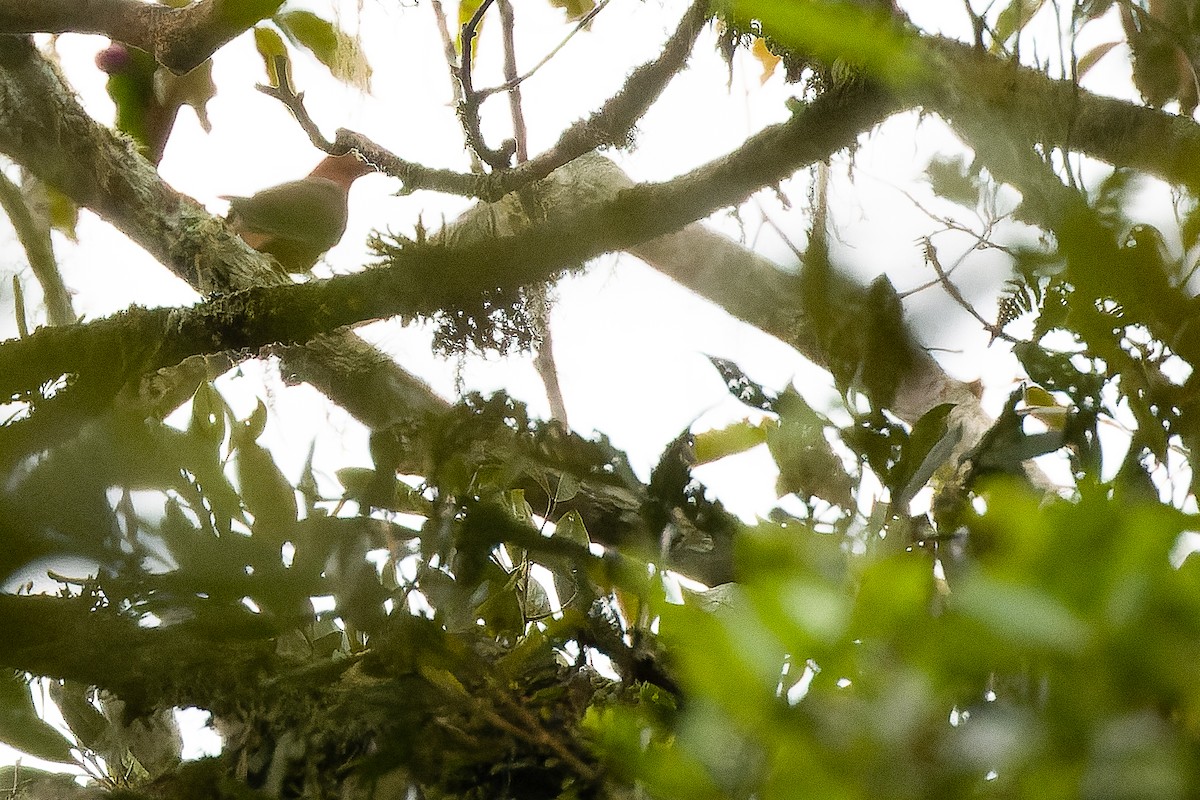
[[225, 177, 349, 247]]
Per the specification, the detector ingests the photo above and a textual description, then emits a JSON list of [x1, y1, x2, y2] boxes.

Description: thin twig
[[477, 0, 611, 100], [431, 0, 483, 173], [492, 689, 598, 780], [756, 203, 805, 260], [961, 0, 985, 49], [498, 0, 567, 425], [921, 237, 1018, 343], [264, 1, 709, 202], [458, 0, 515, 169], [0, 169, 74, 326], [255, 58, 340, 153], [498, 0, 528, 164]]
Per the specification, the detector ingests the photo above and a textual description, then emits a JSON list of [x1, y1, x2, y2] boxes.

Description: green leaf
[[44, 185, 79, 242], [730, 0, 925, 86], [693, 420, 770, 465], [552, 472, 580, 503], [1076, 40, 1120, 77], [554, 509, 590, 547], [505, 489, 534, 524], [47, 681, 107, 751], [458, 0, 486, 58], [0, 671, 75, 764], [418, 665, 470, 699], [953, 572, 1090, 653], [253, 25, 292, 88], [925, 153, 980, 209], [275, 10, 372, 89], [766, 390, 855, 508], [548, 0, 596, 22], [890, 403, 959, 507], [236, 399, 269, 445], [188, 382, 227, 453], [1182, 198, 1200, 252], [991, 0, 1047, 51], [217, 0, 284, 31], [236, 441, 297, 530]]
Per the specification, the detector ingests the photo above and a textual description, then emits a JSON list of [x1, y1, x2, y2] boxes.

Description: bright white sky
[[0, 0, 1188, 770]]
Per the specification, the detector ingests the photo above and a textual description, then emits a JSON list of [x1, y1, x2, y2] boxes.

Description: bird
[[224, 153, 374, 274]]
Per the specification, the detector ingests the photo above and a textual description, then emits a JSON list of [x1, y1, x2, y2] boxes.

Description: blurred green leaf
[[0, 671, 74, 764], [549, 0, 596, 22], [767, 389, 855, 508], [275, 10, 372, 89], [890, 402, 958, 507], [925, 153, 980, 208], [457, 0, 485, 58], [953, 571, 1091, 653], [731, 0, 925, 86], [693, 419, 770, 465], [991, 0, 1047, 51], [236, 441, 297, 530], [44, 184, 78, 242]]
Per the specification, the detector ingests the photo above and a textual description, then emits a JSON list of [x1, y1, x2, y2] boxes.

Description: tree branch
[[0, 593, 275, 714], [0, 0, 283, 75], [317, 0, 711, 201], [916, 38, 1200, 366], [0, 36, 443, 460], [921, 37, 1200, 191], [0, 170, 74, 326]]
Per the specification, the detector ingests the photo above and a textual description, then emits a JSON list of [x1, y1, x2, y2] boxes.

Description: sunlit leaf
[[554, 509, 590, 547], [731, 0, 925, 86], [751, 37, 781, 84], [418, 665, 470, 699], [1019, 384, 1070, 431], [44, 184, 78, 241], [253, 25, 293, 88], [458, 0, 486, 58], [154, 59, 217, 132], [275, 10, 372, 90]]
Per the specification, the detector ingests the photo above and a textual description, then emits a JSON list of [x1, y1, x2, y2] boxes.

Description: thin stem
[[477, 0, 610, 100], [0, 169, 74, 326], [498, 0, 528, 164], [431, 0, 483, 173]]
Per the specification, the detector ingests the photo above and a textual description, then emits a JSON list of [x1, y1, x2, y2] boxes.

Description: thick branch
[[0, 82, 903, 406], [0, 593, 274, 713], [0, 37, 442, 460], [915, 38, 1200, 365], [0, 0, 282, 74], [921, 37, 1200, 192]]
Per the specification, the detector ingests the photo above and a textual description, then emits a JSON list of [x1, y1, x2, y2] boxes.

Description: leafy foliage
[[7, 1, 1200, 799]]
